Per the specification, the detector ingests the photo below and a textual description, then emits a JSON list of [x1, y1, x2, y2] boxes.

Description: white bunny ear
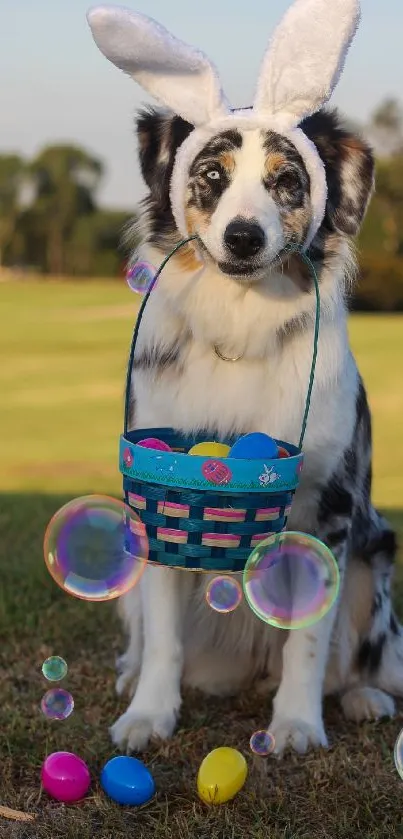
[[253, 0, 360, 127], [87, 5, 229, 126]]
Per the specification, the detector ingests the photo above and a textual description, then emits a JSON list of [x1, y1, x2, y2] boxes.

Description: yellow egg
[[188, 442, 230, 458], [197, 747, 248, 805]]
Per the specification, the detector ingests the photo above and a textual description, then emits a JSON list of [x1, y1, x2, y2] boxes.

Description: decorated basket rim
[[120, 427, 304, 494]]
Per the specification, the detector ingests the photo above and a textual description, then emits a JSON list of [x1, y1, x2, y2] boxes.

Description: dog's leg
[[322, 546, 398, 723], [115, 585, 143, 697], [342, 514, 403, 712], [111, 564, 192, 752], [269, 523, 349, 755]]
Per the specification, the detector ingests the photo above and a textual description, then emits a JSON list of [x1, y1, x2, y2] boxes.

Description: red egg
[[278, 446, 290, 458]]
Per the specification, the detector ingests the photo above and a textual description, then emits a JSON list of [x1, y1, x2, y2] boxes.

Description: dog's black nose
[[224, 219, 265, 259]]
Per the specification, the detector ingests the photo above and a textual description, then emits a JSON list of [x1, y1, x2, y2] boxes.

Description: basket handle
[[123, 238, 320, 450]]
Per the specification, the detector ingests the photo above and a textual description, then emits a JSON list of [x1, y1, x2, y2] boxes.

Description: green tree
[[0, 154, 25, 268], [370, 98, 403, 158], [65, 209, 133, 277], [361, 99, 403, 256], [29, 145, 103, 274]]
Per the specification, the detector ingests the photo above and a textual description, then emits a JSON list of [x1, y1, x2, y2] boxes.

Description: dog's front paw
[[341, 686, 395, 723], [110, 706, 178, 752], [269, 713, 328, 755]]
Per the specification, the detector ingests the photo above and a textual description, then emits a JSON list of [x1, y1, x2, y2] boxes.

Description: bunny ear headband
[[87, 0, 360, 249]]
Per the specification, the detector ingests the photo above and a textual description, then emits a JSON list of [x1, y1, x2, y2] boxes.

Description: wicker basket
[[120, 240, 319, 573]]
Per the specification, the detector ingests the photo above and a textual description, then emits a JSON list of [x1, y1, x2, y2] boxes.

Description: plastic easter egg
[[197, 747, 248, 805], [137, 437, 172, 452], [229, 433, 278, 460], [277, 446, 290, 458], [188, 442, 230, 458], [41, 752, 91, 803], [100, 756, 155, 806]]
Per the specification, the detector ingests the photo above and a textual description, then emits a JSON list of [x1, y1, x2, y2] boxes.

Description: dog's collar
[[214, 344, 244, 363]]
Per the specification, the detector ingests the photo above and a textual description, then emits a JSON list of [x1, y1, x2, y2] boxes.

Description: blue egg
[[100, 756, 155, 806], [229, 432, 278, 460]]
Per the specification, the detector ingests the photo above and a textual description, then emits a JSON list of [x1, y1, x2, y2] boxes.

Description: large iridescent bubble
[[44, 495, 148, 602], [243, 531, 340, 630]]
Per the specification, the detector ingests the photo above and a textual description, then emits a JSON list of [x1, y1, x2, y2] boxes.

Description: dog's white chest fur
[[131, 258, 358, 534]]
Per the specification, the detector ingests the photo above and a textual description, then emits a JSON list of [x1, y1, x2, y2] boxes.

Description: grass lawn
[[0, 279, 402, 839]]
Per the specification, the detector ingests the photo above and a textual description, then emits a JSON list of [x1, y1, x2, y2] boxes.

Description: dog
[[108, 104, 403, 756]]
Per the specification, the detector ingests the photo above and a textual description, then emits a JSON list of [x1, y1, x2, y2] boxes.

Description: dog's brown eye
[[276, 170, 301, 191]]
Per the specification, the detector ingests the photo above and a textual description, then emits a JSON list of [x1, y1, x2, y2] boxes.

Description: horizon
[[1, 0, 402, 211]]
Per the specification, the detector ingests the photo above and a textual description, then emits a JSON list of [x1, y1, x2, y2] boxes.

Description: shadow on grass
[[1, 492, 403, 839], [1, 492, 402, 639], [0, 491, 121, 646]]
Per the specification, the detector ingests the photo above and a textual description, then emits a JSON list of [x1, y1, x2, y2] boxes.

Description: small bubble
[[42, 656, 68, 682], [250, 730, 275, 756], [126, 261, 156, 294], [205, 576, 242, 613], [41, 688, 74, 721]]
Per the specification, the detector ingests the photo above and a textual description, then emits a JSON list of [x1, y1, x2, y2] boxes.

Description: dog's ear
[[88, 6, 229, 126], [137, 108, 193, 211], [303, 110, 374, 236], [253, 0, 360, 128]]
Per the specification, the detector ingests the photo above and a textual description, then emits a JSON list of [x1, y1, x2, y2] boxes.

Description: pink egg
[[137, 438, 172, 452], [41, 751, 91, 803]]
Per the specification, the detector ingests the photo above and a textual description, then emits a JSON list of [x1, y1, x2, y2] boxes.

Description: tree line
[[0, 145, 132, 278], [1, 99, 403, 310]]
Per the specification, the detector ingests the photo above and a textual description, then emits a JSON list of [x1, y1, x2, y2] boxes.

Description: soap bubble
[[44, 495, 148, 602], [42, 656, 68, 682], [126, 261, 156, 294], [205, 575, 242, 613], [249, 730, 275, 756], [41, 688, 74, 721], [394, 728, 403, 780], [243, 531, 340, 630]]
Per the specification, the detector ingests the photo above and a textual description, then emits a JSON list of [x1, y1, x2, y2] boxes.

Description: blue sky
[[1, 0, 402, 209]]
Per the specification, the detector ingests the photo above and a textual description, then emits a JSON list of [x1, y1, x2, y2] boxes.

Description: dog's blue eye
[[206, 170, 221, 180], [276, 170, 301, 191]]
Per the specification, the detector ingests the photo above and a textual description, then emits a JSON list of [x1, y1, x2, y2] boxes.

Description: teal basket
[[120, 240, 320, 573]]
